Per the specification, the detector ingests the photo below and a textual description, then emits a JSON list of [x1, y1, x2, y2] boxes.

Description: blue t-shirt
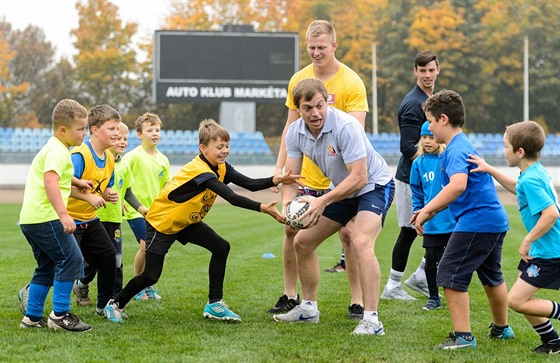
[[410, 152, 455, 234], [516, 162, 560, 258], [440, 133, 508, 233]]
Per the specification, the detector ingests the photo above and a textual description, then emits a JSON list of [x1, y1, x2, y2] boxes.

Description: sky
[[1, 0, 169, 60]]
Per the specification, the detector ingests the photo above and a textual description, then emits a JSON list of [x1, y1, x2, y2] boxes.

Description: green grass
[[0, 202, 557, 362]]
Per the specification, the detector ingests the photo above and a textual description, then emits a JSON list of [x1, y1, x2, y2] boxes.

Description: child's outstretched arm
[[260, 201, 286, 224], [467, 154, 517, 194]]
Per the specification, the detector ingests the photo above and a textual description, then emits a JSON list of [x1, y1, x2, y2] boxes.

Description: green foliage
[[0, 202, 554, 362]]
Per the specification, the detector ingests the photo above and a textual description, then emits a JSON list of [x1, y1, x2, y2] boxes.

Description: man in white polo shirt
[[273, 78, 394, 335]]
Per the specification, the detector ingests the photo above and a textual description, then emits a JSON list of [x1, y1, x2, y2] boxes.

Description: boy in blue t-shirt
[[413, 90, 514, 350], [468, 120, 560, 354]]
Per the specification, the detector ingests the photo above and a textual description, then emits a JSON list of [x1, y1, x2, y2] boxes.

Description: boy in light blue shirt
[[468, 120, 560, 354]]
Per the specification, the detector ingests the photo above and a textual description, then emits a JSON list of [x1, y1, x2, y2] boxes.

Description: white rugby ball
[[285, 196, 315, 229]]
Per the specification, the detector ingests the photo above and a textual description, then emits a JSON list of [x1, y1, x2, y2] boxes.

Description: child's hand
[[138, 205, 149, 217], [102, 187, 119, 204], [87, 194, 106, 209], [74, 179, 94, 193], [60, 213, 76, 234], [276, 169, 305, 187], [260, 201, 286, 224], [467, 154, 490, 173]]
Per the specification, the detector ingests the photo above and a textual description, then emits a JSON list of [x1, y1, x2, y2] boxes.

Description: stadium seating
[[1, 127, 559, 166]]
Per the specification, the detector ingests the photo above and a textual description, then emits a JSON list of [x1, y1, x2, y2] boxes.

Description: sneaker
[[203, 300, 241, 322], [488, 323, 515, 340], [532, 342, 560, 354], [434, 333, 477, 350], [268, 294, 300, 314], [134, 289, 148, 301], [348, 304, 364, 320], [422, 298, 442, 311], [145, 286, 161, 300], [352, 319, 385, 335], [103, 299, 124, 323], [273, 304, 320, 323], [73, 281, 91, 306], [18, 284, 29, 315], [47, 311, 92, 332], [324, 263, 345, 273], [381, 285, 416, 300], [20, 316, 47, 328], [404, 274, 430, 298]]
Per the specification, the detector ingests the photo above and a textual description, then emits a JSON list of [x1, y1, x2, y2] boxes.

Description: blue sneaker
[[203, 301, 241, 322], [488, 323, 515, 340], [434, 333, 477, 350], [134, 289, 148, 301], [422, 298, 442, 311], [103, 299, 124, 323], [145, 286, 161, 300]]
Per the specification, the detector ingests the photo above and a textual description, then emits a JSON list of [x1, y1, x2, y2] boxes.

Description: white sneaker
[[404, 274, 430, 298], [381, 285, 416, 300], [273, 304, 320, 323], [353, 319, 385, 335]]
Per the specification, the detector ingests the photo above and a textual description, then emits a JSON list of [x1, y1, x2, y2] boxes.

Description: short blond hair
[[306, 20, 336, 43]]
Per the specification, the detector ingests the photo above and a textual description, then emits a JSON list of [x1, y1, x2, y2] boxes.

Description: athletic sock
[[364, 311, 379, 324], [549, 301, 560, 319], [386, 269, 404, 289], [534, 320, 559, 343]]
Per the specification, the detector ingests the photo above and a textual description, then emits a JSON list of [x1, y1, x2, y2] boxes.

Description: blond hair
[[306, 20, 336, 43], [135, 112, 162, 133], [198, 119, 230, 145], [52, 99, 87, 130], [417, 136, 446, 156]]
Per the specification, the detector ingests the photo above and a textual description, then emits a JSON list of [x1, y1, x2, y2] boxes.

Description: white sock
[[364, 311, 379, 324], [386, 269, 404, 289], [287, 295, 298, 301], [414, 258, 427, 280], [301, 300, 318, 314]]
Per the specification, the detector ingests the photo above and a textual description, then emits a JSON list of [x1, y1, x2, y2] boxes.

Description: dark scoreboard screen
[[153, 30, 299, 103]]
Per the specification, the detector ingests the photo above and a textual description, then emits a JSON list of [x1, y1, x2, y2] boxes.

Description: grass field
[[0, 202, 557, 362]]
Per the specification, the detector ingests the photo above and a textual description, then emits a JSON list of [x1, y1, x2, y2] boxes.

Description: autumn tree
[[72, 0, 138, 109], [0, 19, 29, 127]]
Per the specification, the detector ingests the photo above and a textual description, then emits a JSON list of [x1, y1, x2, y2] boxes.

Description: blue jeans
[[21, 220, 84, 284]]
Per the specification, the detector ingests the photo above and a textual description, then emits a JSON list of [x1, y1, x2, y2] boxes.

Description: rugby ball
[[285, 196, 315, 229]]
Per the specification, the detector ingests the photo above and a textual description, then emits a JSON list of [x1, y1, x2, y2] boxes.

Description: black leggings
[[115, 222, 230, 309], [391, 227, 421, 272]]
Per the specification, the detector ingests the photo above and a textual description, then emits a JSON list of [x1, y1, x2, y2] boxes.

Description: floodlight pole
[[523, 35, 529, 121], [372, 42, 378, 135]]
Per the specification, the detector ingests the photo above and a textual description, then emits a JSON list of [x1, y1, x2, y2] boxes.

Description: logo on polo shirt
[[327, 146, 337, 156]]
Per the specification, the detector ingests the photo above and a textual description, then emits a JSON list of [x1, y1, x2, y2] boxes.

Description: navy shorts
[[127, 217, 147, 243], [322, 180, 394, 227], [518, 258, 560, 290], [437, 232, 506, 292]]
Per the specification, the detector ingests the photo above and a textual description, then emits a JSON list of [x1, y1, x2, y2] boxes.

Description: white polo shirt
[[286, 106, 392, 198]]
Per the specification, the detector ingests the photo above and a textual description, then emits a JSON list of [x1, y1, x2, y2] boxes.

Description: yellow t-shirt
[[146, 155, 226, 234], [97, 156, 135, 223], [67, 143, 115, 222], [285, 63, 368, 189]]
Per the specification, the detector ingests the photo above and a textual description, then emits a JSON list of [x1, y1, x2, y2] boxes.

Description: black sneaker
[[532, 342, 560, 354], [20, 316, 47, 328], [47, 311, 92, 332], [348, 304, 364, 320], [267, 294, 300, 314]]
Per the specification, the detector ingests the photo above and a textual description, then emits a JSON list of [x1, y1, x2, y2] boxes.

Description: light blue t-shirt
[[516, 162, 560, 258], [286, 106, 392, 198], [410, 152, 455, 234], [440, 132, 509, 233]]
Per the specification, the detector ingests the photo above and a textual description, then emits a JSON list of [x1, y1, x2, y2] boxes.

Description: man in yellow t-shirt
[[269, 20, 369, 320]]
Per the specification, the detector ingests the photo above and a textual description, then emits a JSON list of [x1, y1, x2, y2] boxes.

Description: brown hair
[[88, 104, 121, 130], [292, 78, 328, 109], [415, 50, 438, 68], [52, 99, 87, 129], [423, 90, 466, 127], [198, 119, 230, 145], [135, 112, 162, 133], [505, 120, 545, 160]]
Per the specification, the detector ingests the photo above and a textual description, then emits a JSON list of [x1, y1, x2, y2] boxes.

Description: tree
[[0, 19, 29, 126], [72, 0, 138, 109]]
